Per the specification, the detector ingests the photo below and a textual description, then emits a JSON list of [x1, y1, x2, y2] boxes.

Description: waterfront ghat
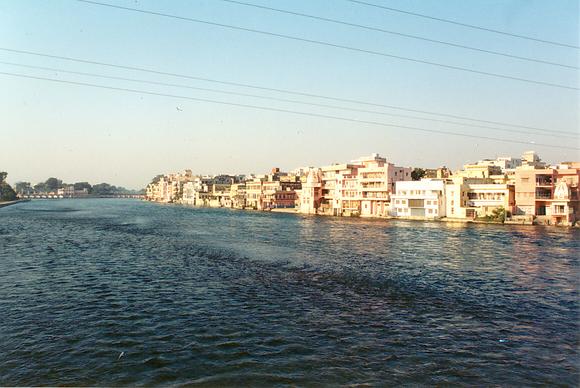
[[0, 199, 578, 386]]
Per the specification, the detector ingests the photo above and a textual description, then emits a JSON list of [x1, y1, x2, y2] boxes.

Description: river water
[[0, 199, 578, 386]]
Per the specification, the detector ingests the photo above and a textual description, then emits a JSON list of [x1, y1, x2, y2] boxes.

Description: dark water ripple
[[0, 199, 578, 386]]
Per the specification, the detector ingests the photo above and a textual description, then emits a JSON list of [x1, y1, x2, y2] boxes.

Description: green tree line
[[0, 172, 17, 202], [4, 174, 143, 197]]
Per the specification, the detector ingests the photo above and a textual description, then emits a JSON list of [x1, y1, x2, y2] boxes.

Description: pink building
[[355, 154, 412, 217], [298, 153, 411, 217], [514, 162, 580, 225]]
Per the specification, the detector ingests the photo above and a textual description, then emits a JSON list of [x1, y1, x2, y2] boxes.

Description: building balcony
[[363, 194, 390, 200], [359, 177, 385, 182], [535, 176, 553, 186], [393, 195, 439, 200], [467, 200, 503, 207]]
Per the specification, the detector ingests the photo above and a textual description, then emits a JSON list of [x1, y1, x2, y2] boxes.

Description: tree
[[0, 172, 17, 201], [15, 181, 32, 195], [74, 182, 93, 193], [45, 177, 63, 191], [91, 183, 116, 196], [151, 174, 164, 184], [34, 182, 48, 193], [490, 207, 507, 223], [411, 168, 425, 181]]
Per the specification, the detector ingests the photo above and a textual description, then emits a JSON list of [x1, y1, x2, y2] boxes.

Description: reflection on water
[[0, 199, 578, 386]]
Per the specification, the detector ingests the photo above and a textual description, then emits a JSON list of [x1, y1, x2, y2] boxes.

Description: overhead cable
[[2, 71, 577, 151]]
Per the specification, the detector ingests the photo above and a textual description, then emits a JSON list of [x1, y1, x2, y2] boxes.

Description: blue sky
[[0, 0, 578, 189]]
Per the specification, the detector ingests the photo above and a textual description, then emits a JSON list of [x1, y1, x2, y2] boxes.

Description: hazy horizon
[[1, 0, 578, 189]]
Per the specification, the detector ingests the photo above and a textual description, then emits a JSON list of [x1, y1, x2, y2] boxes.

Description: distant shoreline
[[0, 199, 30, 208]]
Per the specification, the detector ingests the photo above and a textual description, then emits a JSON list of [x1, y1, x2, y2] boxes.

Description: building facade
[[391, 180, 447, 219], [445, 177, 515, 219], [514, 163, 580, 225], [307, 153, 411, 217]]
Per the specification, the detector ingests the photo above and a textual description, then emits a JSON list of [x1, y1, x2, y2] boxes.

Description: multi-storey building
[[145, 170, 193, 203], [229, 183, 246, 209], [245, 169, 301, 210], [245, 177, 264, 210], [298, 153, 410, 217], [355, 154, 412, 217], [56, 185, 90, 198], [319, 162, 360, 216], [391, 180, 447, 219], [514, 162, 579, 225], [181, 175, 238, 207], [445, 177, 515, 219]]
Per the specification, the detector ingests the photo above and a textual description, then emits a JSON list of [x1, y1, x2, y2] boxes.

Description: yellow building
[[445, 176, 514, 219]]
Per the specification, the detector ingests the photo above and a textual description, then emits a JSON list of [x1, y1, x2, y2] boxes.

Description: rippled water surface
[[1, 199, 578, 386]]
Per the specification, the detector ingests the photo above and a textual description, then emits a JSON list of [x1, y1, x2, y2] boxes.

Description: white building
[[391, 180, 447, 219], [297, 168, 322, 214]]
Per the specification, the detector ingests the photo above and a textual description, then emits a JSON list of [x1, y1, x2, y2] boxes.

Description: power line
[[219, 0, 577, 70], [1, 71, 577, 151], [0, 47, 575, 135], [75, 0, 578, 90], [1, 60, 577, 139], [348, 0, 580, 50]]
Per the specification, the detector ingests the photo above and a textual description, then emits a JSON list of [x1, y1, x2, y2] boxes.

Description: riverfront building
[[391, 179, 447, 219], [246, 169, 301, 210], [300, 153, 411, 217], [513, 162, 580, 226], [144, 151, 579, 226], [356, 154, 412, 217], [445, 177, 515, 219]]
